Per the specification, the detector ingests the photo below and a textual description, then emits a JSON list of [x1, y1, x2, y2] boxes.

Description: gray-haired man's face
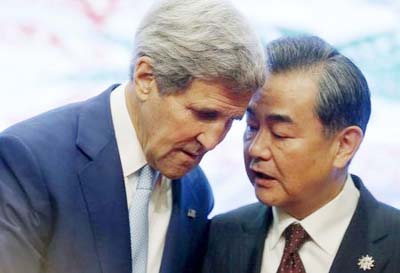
[[135, 79, 252, 179]]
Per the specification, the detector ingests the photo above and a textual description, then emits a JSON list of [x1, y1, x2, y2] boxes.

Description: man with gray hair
[[202, 35, 400, 273], [0, 1, 265, 273]]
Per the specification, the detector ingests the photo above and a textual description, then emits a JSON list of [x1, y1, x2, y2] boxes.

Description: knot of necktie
[[277, 223, 309, 273], [283, 223, 309, 254], [137, 164, 157, 191]]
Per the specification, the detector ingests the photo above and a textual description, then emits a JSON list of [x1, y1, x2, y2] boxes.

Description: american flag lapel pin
[[187, 209, 197, 219]]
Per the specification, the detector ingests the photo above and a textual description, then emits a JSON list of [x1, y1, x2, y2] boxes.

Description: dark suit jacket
[[0, 85, 214, 273], [202, 175, 400, 273]]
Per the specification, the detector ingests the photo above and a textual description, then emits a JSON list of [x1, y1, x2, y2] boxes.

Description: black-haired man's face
[[244, 70, 342, 219]]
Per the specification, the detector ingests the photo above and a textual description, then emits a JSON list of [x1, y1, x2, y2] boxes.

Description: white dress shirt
[[261, 175, 360, 273], [110, 83, 172, 273]]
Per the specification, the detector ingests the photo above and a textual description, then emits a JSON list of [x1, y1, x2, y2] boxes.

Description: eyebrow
[[266, 114, 293, 124], [246, 106, 293, 124], [193, 106, 244, 120]]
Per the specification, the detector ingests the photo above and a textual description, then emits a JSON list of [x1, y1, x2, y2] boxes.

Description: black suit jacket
[[0, 85, 214, 273], [202, 175, 400, 273]]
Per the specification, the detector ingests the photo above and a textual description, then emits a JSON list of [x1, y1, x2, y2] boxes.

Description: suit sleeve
[[0, 134, 53, 273]]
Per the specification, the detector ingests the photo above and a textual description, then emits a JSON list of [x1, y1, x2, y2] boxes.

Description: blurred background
[[1, 0, 399, 216]]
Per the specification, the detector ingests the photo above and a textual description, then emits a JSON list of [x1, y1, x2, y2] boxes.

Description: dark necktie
[[276, 223, 309, 273]]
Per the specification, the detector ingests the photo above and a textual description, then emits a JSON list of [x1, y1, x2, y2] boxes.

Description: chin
[[163, 173, 183, 180], [256, 196, 272, 206], [160, 166, 192, 180], [255, 188, 278, 207]]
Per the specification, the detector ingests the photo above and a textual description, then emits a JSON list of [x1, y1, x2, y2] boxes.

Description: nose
[[196, 121, 230, 151], [246, 131, 272, 160]]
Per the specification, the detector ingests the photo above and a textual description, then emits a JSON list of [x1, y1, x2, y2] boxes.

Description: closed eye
[[271, 131, 292, 140], [195, 110, 219, 121]]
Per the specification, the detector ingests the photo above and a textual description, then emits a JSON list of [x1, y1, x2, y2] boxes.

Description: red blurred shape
[[79, 0, 119, 26]]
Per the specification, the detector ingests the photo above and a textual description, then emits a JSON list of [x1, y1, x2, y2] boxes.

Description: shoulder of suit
[[184, 165, 207, 180], [1, 85, 117, 146], [179, 166, 214, 211], [352, 174, 400, 226], [376, 200, 400, 225], [182, 166, 211, 190], [1, 94, 93, 142], [212, 202, 266, 224]]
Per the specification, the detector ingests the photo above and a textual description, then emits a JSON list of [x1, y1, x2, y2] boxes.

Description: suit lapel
[[77, 85, 131, 273], [235, 204, 271, 273], [159, 177, 199, 273], [247, 205, 272, 273], [329, 176, 390, 273]]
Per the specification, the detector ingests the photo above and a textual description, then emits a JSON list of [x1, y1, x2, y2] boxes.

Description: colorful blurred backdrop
[[1, 0, 399, 215]]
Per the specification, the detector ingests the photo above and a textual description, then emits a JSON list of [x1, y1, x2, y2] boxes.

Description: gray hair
[[130, 0, 266, 94], [266, 35, 371, 136]]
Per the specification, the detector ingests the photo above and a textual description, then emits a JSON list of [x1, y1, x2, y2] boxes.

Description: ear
[[333, 126, 364, 168], [133, 56, 158, 101]]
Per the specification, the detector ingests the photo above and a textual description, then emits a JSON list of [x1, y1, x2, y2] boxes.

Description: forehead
[[249, 70, 320, 116], [181, 79, 252, 109]]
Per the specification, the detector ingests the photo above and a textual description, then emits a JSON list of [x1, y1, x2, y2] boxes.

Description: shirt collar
[[269, 175, 360, 255], [110, 82, 147, 177], [269, 208, 297, 250]]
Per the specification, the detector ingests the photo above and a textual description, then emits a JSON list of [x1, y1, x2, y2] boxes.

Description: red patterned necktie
[[276, 223, 309, 273]]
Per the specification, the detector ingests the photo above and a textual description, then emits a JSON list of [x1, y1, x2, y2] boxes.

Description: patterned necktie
[[130, 165, 157, 273], [276, 223, 310, 273]]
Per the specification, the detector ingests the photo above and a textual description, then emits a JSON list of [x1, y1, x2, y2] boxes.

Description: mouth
[[252, 170, 275, 180], [181, 149, 203, 161], [250, 168, 276, 180], [250, 167, 278, 188]]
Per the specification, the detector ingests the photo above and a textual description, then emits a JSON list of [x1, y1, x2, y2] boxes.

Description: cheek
[[243, 134, 253, 153], [243, 140, 249, 156], [271, 145, 307, 183], [179, 124, 201, 139], [160, 124, 202, 151], [275, 151, 323, 193], [243, 142, 252, 164], [242, 144, 253, 181], [254, 184, 289, 207]]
